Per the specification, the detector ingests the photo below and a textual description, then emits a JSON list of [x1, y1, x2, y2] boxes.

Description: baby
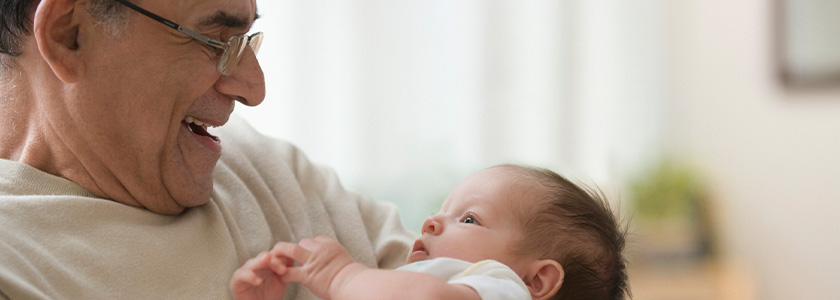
[[231, 164, 629, 300]]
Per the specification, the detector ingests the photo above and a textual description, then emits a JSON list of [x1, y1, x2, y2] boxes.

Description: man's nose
[[214, 47, 265, 107], [421, 216, 443, 235]]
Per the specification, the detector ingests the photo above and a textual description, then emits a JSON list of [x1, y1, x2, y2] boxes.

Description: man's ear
[[523, 259, 564, 300], [33, 0, 87, 83]]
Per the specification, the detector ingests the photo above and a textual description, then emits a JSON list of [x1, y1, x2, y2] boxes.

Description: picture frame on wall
[[776, 0, 840, 87]]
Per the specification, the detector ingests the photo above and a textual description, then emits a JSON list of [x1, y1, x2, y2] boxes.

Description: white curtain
[[240, 0, 667, 229]]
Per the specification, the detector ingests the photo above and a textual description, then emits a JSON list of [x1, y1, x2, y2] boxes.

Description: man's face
[[53, 0, 264, 214]]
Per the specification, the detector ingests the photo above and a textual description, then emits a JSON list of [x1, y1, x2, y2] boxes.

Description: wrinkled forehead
[[152, 0, 259, 30]]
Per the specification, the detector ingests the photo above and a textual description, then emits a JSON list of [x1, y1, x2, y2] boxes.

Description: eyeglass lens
[[218, 32, 263, 75]]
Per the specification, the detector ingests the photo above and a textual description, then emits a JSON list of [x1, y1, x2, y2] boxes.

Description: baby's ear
[[523, 259, 564, 300]]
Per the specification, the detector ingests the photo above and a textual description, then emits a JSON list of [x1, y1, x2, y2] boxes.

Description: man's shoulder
[[217, 115, 297, 156], [210, 114, 336, 214], [214, 115, 307, 178], [214, 114, 331, 188]]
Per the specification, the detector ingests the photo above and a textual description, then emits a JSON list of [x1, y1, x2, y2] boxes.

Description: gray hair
[[0, 0, 129, 68], [87, 0, 131, 37]]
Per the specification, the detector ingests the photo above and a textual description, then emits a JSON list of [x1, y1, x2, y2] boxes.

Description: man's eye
[[209, 46, 224, 58], [199, 44, 222, 59]]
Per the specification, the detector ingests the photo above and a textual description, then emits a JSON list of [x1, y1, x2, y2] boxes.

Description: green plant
[[629, 158, 704, 221]]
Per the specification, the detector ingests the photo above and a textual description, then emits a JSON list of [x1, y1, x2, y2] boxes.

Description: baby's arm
[[230, 251, 290, 300], [272, 236, 481, 300]]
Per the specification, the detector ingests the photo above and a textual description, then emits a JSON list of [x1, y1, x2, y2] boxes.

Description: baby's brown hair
[[495, 164, 630, 300]]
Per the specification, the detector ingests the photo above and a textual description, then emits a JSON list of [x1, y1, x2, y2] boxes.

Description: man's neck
[[0, 66, 65, 177], [0, 70, 32, 162]]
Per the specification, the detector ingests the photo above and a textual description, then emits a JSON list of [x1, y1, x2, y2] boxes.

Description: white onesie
[[395, 257, 531, 300]]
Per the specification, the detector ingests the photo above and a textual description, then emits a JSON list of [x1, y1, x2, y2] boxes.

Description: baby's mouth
[[408, 239, 429, 263], [412, 240, 426, 253]]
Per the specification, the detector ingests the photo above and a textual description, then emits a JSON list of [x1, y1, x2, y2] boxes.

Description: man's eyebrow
[[197, 11, 261, 29]]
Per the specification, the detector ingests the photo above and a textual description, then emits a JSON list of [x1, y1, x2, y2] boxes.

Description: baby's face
[[407, 167, 535, 274]]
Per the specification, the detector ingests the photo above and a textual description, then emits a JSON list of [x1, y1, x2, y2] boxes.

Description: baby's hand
[[271, 236, 362, 300], [230, 251, 290, 300]]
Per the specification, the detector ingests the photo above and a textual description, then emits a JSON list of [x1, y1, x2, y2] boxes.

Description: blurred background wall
[[237, 0, 840, 299], [665, 1, 840, 299]]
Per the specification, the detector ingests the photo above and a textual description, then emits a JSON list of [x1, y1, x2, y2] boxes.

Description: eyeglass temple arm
[[114, 0, 227, 49]]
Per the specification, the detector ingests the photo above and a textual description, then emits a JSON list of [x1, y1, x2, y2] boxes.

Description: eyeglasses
[[114, 0, 263, 75]]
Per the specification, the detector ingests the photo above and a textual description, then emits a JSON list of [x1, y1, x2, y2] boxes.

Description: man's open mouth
[[184, 116, 219, 142]]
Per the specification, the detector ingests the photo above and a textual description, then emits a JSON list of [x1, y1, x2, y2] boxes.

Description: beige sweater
[[0, 116, 416, 299]]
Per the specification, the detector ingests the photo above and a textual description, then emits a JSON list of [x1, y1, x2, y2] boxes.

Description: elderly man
[[0, 0, 413, 298]]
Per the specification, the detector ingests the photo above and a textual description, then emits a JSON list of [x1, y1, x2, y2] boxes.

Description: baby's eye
[[461, 215, 478, 224]]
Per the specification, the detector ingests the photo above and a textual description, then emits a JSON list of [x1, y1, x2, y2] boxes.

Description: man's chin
[[146, 203, 188, 215], [144, 195, 208, 215], [172, 184, 214, 211], [147, 180, 214, 215]]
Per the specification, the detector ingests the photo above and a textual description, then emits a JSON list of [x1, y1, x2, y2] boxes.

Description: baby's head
[[501, 164, 629, 300], [408, 164, 629, 300]]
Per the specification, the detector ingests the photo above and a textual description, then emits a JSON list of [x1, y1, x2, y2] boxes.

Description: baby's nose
[[421, 217, 443, 235]]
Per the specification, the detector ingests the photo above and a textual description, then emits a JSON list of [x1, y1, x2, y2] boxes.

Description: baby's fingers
[[231, 252, 272, 286], [271, 242, 311, 264], [231, 268, 262, 288], [278, 265, 309, 284], [268, 253, 288, 275]]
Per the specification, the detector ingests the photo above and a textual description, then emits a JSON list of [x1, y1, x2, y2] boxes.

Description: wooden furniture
[[628, 258, 756, 300]]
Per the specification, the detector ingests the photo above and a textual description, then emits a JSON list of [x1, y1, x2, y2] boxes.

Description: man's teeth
[[184, 116, 214, 128]]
